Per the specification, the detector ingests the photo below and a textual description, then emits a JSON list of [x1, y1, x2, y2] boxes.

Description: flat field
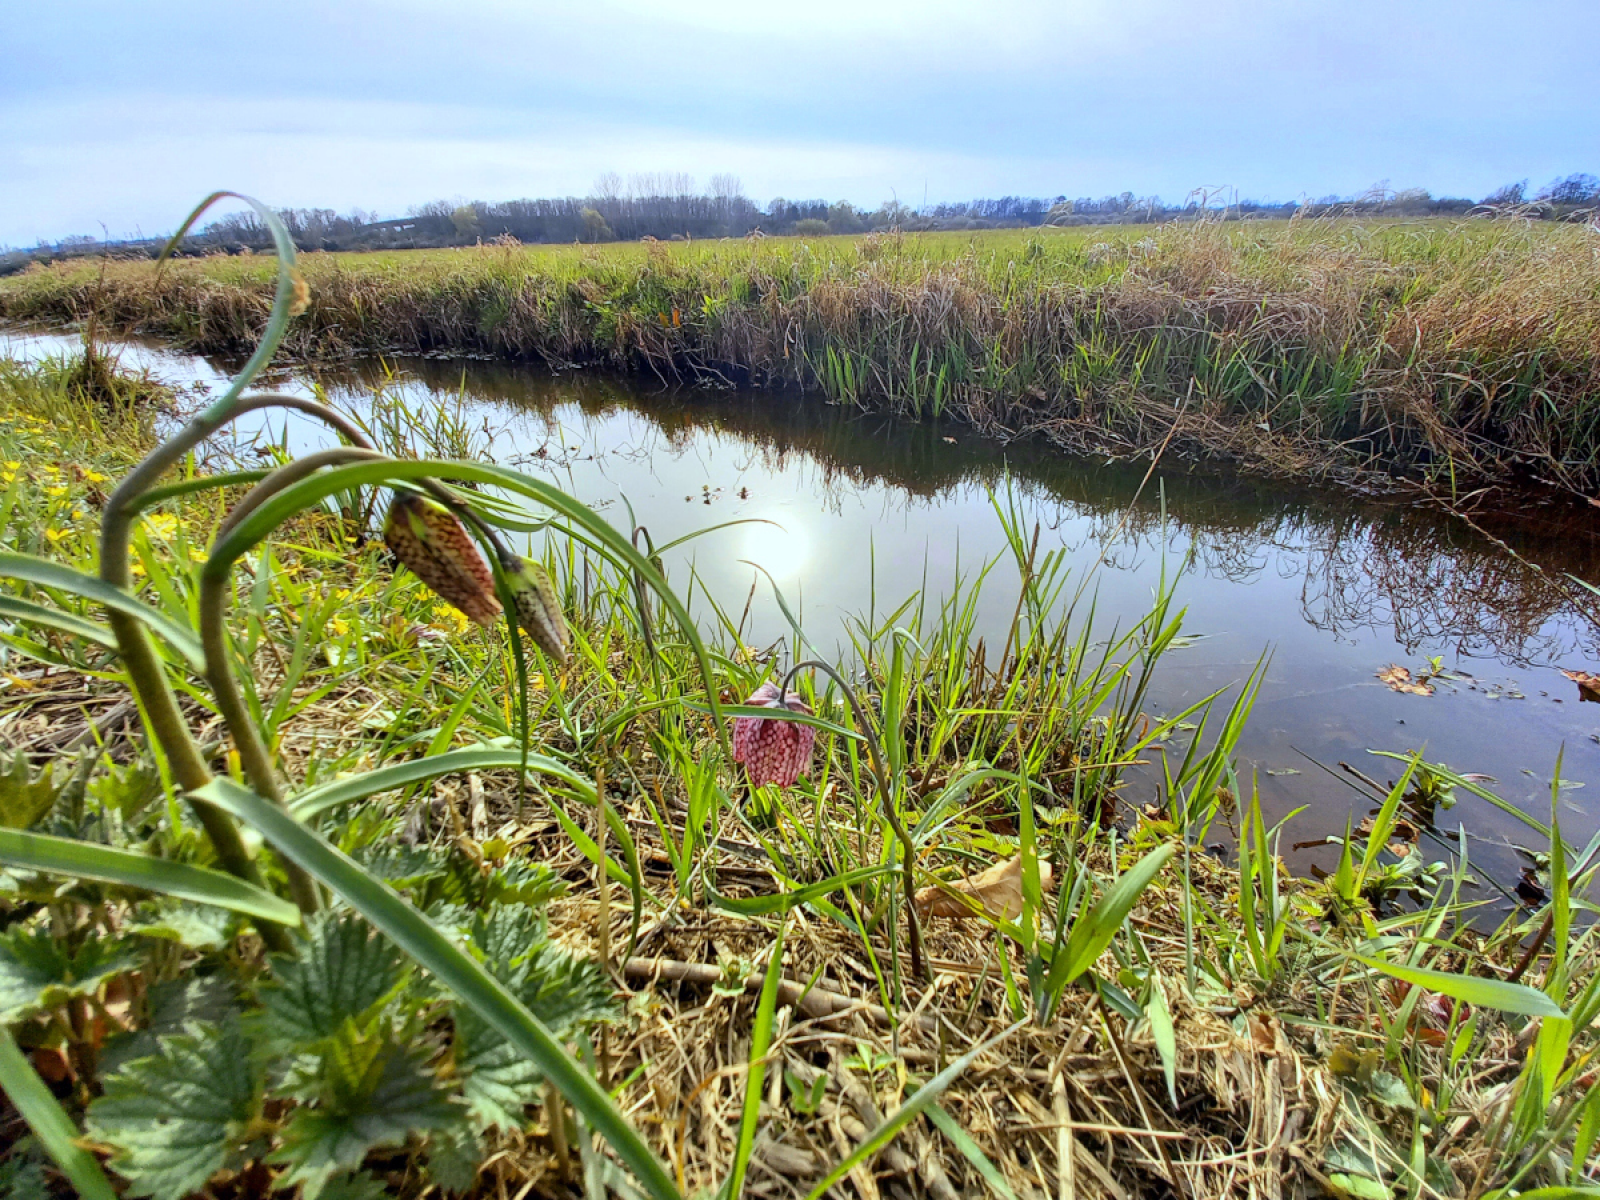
[[4, 218, 1599, 489]]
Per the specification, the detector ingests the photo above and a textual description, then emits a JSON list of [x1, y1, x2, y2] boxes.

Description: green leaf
[[272, 1026, 457, 1198], [454, 1006, 542, 1133], [0, 927, 139, 1022], [0, 1155, 47, 1200], [313, 1172, 391, 1200], [0, 553, 207, 671], [0, 827, 302, 924], [290, 746, 594, 821], [196, 777, 678, 1200], [258, 912, 409, 1050], [127, 900, 237, 950], [101, 976, 240, 1076], [426, 1119, 485, 1194], [455, 910, 614, 1134], [707, 864, 894, 916], [0, 751, 62, 831], [925, 1102, 1019, 1200], [0, 1026, 118, 1200], [86, 1020, 262, 1199], [1146, 971, 1179, 1108], [724, 922, 785, 1200], [1350, 954, 1567, 1018], [804, 1020, 1026, 1200], [0, 594, 121, 655], [1049, 844, 1176, 994]]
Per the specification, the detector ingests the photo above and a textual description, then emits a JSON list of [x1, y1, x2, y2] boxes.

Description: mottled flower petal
[[731, 681, 815, 789], [383, 492, 501, 627]]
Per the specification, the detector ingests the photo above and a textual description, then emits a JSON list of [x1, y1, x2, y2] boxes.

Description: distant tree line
[[5, 172, 1597, 274]]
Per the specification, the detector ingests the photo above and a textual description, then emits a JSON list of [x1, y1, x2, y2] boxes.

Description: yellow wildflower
[[43, 485, 68, 497], [45, 528, 69, 543], [432, 604, 473, 635], [83, 470, 108, 483], [328, 617, 350, 637]]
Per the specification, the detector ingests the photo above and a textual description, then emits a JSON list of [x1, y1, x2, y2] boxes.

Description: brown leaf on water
[[1377, 664, 1433, 696], [1560, 669, 1600, 702], [914, 855, 1053, 922]]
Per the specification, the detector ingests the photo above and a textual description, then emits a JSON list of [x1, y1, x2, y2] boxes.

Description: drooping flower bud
[[383, 492, 501, 627], [500, 552, 570, 662], [731, 681, 815, 790]]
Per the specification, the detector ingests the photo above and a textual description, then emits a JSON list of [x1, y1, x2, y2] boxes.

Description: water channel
[[8, 327, 1600, 891]]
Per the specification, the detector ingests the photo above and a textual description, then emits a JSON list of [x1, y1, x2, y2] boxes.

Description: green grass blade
[[723, 921, 786, 1200], [707, 864, 895, 916], [199, 457, 728, 747], [0, 828, 301, 925], [194, 778, 680, 1200], [1050, 843, 1176, 992], [128, 469, 273, 515], [0, 595, 120, 653], [0, 552, 206, 671], [289, 746, 594, 820], [1351, 954, 1567, 1019], [925, 1102, 1019, 1200], [0, 1026, 118, 1200], [804, 1020, 1026, 1200]]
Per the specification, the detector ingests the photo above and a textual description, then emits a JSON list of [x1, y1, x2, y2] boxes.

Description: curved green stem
[[200, 447, 387, 915], [100, 394, 369, 951], [780, 659, 927, 982]]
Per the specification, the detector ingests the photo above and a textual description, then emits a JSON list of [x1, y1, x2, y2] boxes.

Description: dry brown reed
[[4, 219, 1598, 492]]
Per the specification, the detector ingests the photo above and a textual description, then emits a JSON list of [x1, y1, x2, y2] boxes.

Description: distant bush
[[793, 219, 830, 236]]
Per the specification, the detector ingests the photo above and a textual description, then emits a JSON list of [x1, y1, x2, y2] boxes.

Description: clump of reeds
[[4, 217, 1598, 491]]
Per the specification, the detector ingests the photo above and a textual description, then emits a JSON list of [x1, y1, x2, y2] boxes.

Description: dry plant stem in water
[[780, 657, 929, 982]]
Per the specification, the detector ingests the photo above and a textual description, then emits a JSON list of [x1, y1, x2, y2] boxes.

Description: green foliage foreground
[[0, 200, 1596, 1199]]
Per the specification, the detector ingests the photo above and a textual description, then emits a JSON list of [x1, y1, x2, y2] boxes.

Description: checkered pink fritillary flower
[[731, 681, 816, 789]]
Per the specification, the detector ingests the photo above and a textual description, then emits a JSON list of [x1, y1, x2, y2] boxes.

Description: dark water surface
[[9, 328, 1600, 889]]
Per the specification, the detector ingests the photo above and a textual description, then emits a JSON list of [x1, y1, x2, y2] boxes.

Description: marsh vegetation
[[0, 204, 1598, 1200]]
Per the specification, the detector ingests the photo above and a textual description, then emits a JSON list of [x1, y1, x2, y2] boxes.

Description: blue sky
[[2, 0, 1595, 245]]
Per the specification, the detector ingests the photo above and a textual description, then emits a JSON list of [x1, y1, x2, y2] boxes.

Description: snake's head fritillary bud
[[288, 271, 311, 317], [500, 552, 570, 662], [383, 492, 502, 628], [731, 681, 815, 790]]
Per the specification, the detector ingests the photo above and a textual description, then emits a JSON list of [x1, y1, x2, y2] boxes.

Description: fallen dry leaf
[[1377, 664, 1433, 696], [1561, 669, 1600, 703], [914, 854, 1052, 921]]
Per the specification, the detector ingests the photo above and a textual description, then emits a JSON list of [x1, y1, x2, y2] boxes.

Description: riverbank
[[4, 218, 1599, 496], [0, 348, 1595, 1199]]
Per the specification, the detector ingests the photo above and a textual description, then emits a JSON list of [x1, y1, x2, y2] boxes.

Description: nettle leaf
[[317, 1172, 391, 1200], [86, 757, 164, 823], [518, 942, 616, 1037], [272, 1022, 458, 1198], [0, 1154, 46, 1200], [127, 900, 237, 951], [352, 844, 451, 892], [484, 860, 565, 908], [454, 915, 614, 1133], [102, 976, 241, 1076], [0, 750, 63, 831], [454, 1005, 542, 1133], [0, 927, 139, 1022], [258, 913, 408, 1051], [427, 1118, 485, 1195], [86, 1020, 263, 1199], [469, 905, 545, 975]]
